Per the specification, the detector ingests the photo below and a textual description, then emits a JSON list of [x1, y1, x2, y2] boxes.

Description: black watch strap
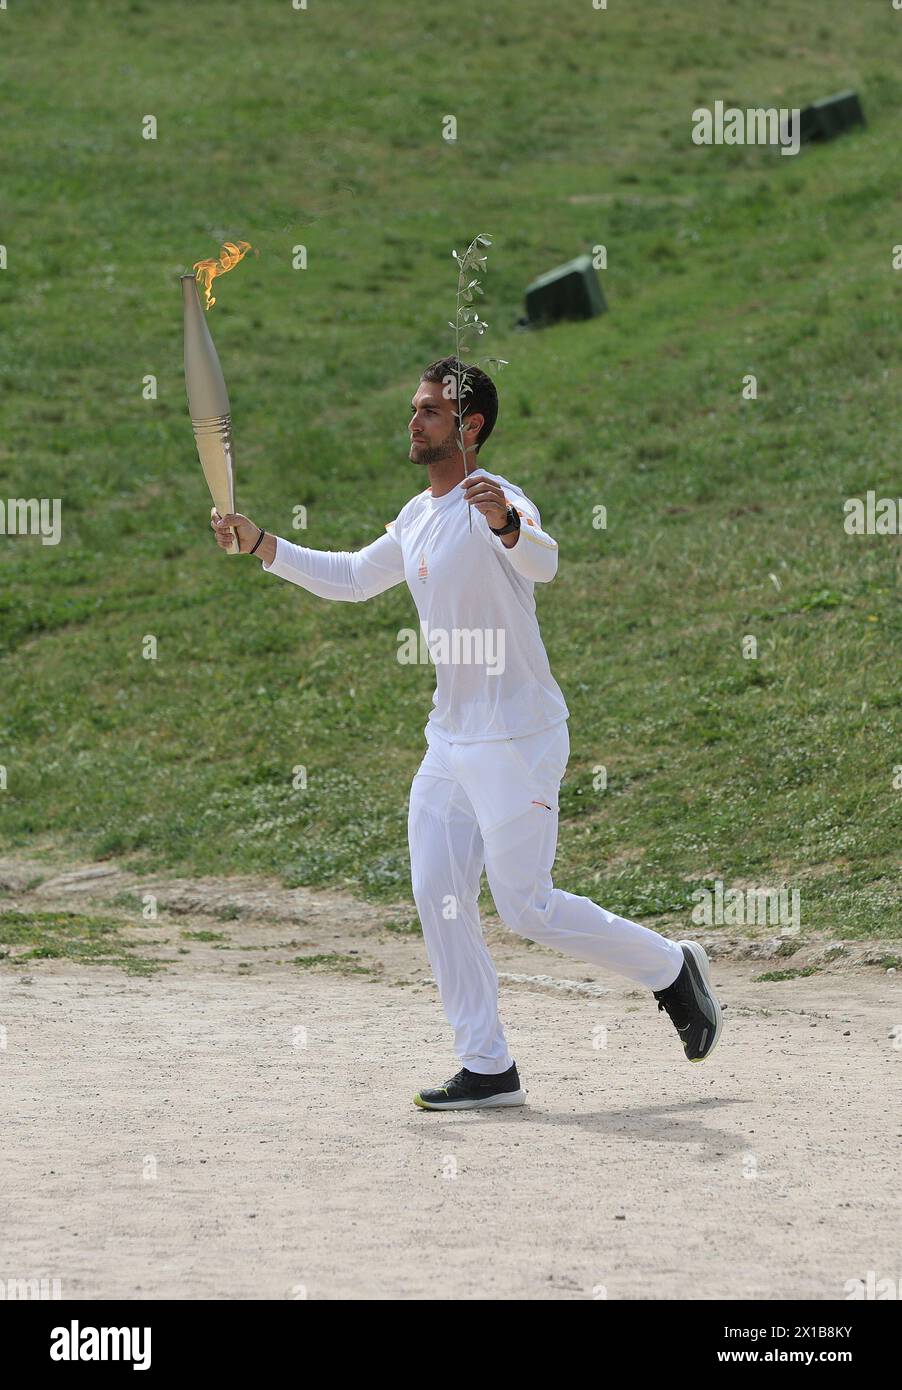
[[489, 505, 521, 536]]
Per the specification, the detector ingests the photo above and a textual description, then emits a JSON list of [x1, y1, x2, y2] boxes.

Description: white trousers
[[407, 719, 685, 1075]]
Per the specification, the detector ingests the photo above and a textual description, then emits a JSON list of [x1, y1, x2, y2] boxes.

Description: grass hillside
[[1, 0, 899, 937]]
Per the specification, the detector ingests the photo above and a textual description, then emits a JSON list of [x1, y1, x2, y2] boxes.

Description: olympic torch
[[181, 241, 252, 555]]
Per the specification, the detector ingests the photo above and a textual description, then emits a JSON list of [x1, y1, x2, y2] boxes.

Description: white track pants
[[407, 720, 684, 1075]]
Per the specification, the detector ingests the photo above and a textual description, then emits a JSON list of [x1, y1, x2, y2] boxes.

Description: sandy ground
[[1, 853, 900, 1300]]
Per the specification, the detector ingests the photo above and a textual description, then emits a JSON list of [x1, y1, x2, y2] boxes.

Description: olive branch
[[448, 234, 509, 530]]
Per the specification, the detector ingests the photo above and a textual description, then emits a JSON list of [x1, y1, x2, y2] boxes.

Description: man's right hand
[[211, 508, 258, 553]]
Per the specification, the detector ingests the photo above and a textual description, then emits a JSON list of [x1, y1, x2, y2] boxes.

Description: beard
[[411, 425, 458, 466]]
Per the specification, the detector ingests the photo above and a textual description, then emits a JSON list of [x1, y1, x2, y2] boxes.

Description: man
[[212, 356, 723, 1110]]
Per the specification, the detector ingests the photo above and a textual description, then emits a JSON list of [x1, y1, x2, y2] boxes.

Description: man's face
[[408, 379, 481, 466]]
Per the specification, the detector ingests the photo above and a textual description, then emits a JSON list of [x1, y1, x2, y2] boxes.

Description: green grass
[[110, 891, 150, 913], [0, 909, 170, 974], [213, 904, 245, 921], [753, 967, 822, 983], [0, 0, 899, 937], [383, 917, 422, 936], [291, 952, 375, 975]]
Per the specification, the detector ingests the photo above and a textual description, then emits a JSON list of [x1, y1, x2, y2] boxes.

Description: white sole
[[676, 939, 724, 1061], [414, 1088, 527, 1111]]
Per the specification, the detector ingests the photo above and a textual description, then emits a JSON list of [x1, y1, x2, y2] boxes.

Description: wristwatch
[[489, 505, 521, 537]]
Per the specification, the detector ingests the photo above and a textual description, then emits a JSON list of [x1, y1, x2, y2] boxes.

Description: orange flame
[[192, 240, 253, 310]]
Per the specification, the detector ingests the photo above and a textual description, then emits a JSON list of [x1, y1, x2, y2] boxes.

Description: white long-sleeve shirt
[[261, 466, 570, 742]]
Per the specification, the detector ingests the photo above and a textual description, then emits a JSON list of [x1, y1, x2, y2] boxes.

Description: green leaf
[[796, 589, 848, 612]]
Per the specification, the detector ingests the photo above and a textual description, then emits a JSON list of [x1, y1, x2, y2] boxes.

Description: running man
[[212, 356, 723, 1110]]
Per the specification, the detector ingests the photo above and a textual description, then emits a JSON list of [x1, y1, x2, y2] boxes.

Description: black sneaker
[[413, 1061, 526, 1110], [653, 940, 723, 1062]]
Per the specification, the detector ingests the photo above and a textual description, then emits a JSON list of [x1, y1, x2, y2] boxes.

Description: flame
[[192, 240, 253, 310]]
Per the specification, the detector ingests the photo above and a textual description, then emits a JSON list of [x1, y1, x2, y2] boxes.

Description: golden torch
[[181, 241, 252, 555]]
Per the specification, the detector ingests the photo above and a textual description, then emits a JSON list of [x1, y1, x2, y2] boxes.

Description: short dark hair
[[420, 356, 498, 453]]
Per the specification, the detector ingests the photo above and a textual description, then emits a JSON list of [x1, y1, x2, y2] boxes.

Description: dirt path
[[1, 853, 900, 1300]]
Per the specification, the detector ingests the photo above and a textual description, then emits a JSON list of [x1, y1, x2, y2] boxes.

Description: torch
[[180, 242, 251, 555]]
